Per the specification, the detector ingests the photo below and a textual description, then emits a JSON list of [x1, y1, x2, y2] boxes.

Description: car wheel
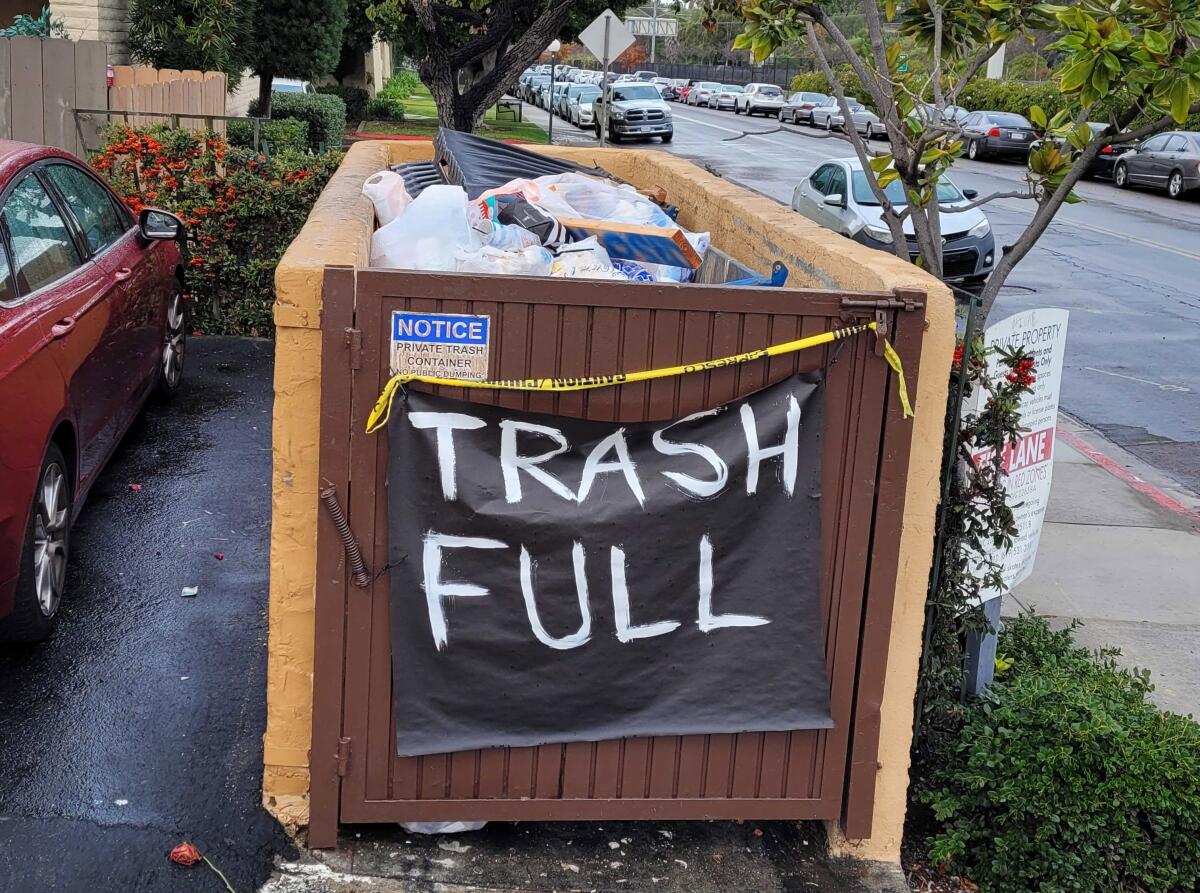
[[608, 124, 622, 144], [156, 281, 186, 399], [660, 132, 673, 143], [1, 444, 70, 642], [825, 116, 833, 131], [734, 104, 742, 115], [967, 139, 981, 160], [1114, 162, 1128, 188], [1168, 170, 1185, 199]]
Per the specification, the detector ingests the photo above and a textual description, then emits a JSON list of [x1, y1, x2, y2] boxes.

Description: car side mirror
[[139, 208, 183, 242], [823, 193, 845, 208], [962, 188, 979, 199]]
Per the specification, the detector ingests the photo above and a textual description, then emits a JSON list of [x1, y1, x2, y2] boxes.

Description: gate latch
[[840, 294, 924, 356]]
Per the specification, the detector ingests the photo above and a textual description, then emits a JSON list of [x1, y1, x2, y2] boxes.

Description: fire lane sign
[[390, 310, 491, 381]]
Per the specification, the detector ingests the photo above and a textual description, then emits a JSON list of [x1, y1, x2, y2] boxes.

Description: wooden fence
[[108, 66, 227, 134], [0, 36, 107, 157], [0, 38, 229, 158]]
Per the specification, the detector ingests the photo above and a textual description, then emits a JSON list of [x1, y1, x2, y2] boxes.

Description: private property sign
[[385, 376, 833, 756], [972, 308, 1070, 597], [390, 310, 490, 381]]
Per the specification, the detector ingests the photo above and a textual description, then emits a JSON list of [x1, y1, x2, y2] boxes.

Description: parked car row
[[516, 67, 1200, 200], [518, 68, 673, 143]]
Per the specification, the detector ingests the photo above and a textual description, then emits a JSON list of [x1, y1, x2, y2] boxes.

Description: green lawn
[[362, 87, 547, 143]]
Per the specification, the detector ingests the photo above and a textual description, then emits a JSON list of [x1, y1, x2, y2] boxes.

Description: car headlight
[[610, 109, 625, 120], [967, 218, 991, 239], [662, 107, 671, 117], [863, 224, 893, 244]]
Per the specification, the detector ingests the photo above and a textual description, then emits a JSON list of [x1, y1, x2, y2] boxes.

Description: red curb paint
[[1057, 427, 1200, 522], [352, 133, 532, 144]]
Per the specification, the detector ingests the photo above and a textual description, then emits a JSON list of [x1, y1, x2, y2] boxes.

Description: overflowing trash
[[368, 169, 709, 283]]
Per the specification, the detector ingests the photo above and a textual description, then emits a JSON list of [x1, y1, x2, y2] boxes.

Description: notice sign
[[387, 376, 833, 756], [970, 308, 1069, 597], [390, 310, 490, 381]]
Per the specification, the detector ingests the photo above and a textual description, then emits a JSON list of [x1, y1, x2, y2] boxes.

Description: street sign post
[[578, 9, 636, 147]]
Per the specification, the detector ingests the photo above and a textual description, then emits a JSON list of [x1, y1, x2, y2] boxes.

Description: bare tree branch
[[723, 122, 888, 154], [940, 189, 1034, 213]]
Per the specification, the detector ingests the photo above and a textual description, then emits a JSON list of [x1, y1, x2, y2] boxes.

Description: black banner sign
[[388, 376, 832, 757]]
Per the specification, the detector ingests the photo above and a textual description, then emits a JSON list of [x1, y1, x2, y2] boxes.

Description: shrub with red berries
[[92, 125, 342, 336]]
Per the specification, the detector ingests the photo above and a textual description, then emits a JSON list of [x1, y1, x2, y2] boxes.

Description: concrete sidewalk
[[1006, 415, 1200, 717]]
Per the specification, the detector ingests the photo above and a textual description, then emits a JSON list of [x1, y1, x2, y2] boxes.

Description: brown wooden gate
[[308, 266, 927, 848]]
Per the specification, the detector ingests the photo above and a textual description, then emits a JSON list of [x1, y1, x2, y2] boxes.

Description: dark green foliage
[[251, 0, 348, 99], [128, 0, 253, 88], [251, 92, 347, 152], [336, 0, 379, 81], [227, 117, 310, 153], [318, 84, 370, 122], [923, 613, 1200, 893], [365, 95, 405, 120]]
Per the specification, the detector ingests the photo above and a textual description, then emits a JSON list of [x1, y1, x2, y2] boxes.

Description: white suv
[[735, 83, 786, 117]]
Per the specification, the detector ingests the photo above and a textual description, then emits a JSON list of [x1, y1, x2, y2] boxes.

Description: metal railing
[[72, 108, 272, 154]]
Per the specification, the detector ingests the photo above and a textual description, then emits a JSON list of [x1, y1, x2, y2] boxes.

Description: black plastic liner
[[432, 128, 610, 198], [392, 160, 443, 199]]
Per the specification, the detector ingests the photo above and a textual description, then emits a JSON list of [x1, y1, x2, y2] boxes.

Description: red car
[[0, 140, 186, 641]]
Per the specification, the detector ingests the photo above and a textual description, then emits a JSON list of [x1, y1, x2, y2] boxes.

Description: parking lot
[[527, 91, 1200, 494]]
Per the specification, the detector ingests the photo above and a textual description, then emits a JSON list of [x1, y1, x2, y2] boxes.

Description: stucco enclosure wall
[[266, 140, 954, 860]]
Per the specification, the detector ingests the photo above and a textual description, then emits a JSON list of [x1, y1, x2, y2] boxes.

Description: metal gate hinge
[[345, 327, 363, 371], [336, 737, 351, 777]]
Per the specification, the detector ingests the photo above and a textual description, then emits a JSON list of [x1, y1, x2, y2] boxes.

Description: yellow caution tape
[[366, 320, 912, 433]]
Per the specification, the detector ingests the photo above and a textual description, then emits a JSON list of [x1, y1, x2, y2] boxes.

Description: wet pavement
[[0, 337, 294, 891]]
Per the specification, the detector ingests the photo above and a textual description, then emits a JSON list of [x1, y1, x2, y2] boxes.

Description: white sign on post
[[969, 308, 1070, 597], [578, 9, 636, 62]]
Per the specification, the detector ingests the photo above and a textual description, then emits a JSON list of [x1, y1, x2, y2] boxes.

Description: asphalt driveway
[[0, 336, 293, 891]]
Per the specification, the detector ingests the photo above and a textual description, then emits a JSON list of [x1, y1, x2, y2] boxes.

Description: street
[[0, 338, 293, 892], [545, 101, 1200, 494]]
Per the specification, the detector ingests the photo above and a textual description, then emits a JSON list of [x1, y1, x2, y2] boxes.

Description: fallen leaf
[[658, 830, 673, 839], [214, 552, 225, 561], [674, 859, 688, 869], [129, 483, 142, 492], [169, 843, 202, 866], [560, 863, 580, 873], [753, 828, 764, 837]]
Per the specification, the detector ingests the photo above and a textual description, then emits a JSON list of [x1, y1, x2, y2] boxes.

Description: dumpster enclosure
[[266, 139, 955, 863]]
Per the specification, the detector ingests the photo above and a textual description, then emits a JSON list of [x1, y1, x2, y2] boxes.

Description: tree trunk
[[257, 71, 275, 117]]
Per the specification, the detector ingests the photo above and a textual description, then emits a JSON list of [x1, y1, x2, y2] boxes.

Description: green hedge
[[381, 69, 420, 99], [923, 614, 1200, 893], [227, 117, 308, 154], [365, 94, 405, 121], [317, 84, 369, 123], [250, 91, 346, 153]]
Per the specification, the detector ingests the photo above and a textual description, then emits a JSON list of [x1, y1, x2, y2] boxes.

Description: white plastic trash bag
[[400, 821, 488, 835], [362, 170, 411, 226], [455, 244, 553, 277], [549, 237, 629, 280], [371, 185, 478, 271]]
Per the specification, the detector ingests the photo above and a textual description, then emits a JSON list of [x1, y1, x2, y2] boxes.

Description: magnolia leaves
[[730, 0, 807, 63], [1052, 0, 1200, 122]]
